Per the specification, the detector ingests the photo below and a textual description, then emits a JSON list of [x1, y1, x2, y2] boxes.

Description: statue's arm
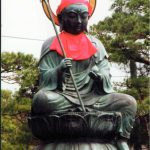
[[95, 58, 114, 93], [38, 37, 72, 91], [39, 51, 61, 90], [39, 51, 72, 91], [88, 35, 114, 93]]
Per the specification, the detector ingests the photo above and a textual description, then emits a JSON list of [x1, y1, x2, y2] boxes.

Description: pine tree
[[89, 0, 149, 148]]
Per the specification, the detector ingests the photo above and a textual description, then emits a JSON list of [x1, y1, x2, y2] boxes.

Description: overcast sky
[[2, 0, 114, 57], [1, 0, 127, 91]]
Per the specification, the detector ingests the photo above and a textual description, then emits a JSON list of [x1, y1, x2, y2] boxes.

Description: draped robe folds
[[32, 34, 137, 150], [38, 35, 114, 108]]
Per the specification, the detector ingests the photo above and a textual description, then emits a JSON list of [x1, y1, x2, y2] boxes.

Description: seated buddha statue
[[30, 0, 137, 149]]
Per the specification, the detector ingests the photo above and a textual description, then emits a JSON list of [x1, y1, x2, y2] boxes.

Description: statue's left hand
[[89, 70, 98, 80], [89, 66, 102, 80]]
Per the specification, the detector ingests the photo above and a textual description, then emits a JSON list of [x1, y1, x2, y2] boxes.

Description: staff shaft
[[45, 0, 86, 112]]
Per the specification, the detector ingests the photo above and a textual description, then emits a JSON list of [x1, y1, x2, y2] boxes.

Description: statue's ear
[[85, 27, 88, 33], [57, 14, 62, 22], [57, 14, 63, 32]]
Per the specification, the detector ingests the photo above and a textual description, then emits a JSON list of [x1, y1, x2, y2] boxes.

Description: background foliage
[[89, 0, 149, 149], [1, 53, 39, 149]]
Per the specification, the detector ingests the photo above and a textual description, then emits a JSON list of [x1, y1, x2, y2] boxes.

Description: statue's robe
[[31, 35, 137, 149], [34, 35, 114, 108]]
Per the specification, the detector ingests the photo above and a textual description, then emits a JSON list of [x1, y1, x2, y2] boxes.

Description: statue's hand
[[89, 66, 102, 80], [89, 70, 98, 80], [58, 58, 72, 72]]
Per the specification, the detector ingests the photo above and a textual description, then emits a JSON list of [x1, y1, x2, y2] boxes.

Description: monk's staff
[[44, 0, 86, 112]]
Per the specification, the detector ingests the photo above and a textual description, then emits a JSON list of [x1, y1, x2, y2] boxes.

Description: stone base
[[28, 112, 121, 141], [29, 112, 121, 150], [35, 143, 117, 150]]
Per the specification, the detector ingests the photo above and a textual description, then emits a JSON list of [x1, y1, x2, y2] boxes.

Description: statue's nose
[[77, 15, 82, 23]]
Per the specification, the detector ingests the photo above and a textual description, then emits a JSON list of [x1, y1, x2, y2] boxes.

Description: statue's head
[[56, 0, 92, 34]]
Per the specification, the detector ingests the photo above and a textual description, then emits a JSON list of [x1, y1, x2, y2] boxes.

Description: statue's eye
[[67, 12, 88, 20], [67, 12, 77, 18], [80, 12, 89, 19]]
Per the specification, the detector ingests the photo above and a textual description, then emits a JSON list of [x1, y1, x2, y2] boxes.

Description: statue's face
[[60, 4, 89, 34]]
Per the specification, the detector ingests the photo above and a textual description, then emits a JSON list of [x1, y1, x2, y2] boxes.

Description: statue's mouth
[[74, 25, 82, 31]]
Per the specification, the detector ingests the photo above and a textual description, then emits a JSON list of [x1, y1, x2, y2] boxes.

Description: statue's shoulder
[[40, 36, 56, 60], [87, 34, 109, 61]]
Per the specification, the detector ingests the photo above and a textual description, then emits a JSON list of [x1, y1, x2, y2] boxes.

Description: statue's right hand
[[58, 58, 72, 71]]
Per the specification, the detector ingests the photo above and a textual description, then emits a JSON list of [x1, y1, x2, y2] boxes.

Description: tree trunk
[[129, 60, 137, 78]]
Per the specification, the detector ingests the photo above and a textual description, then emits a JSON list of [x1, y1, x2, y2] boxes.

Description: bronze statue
[[29, 0, 137, 149]]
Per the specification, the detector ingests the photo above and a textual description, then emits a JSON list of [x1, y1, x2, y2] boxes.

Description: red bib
[[50, 32, 97, 60]]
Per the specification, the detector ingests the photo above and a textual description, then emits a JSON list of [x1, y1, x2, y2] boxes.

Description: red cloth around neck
[[50, 32, 97, 60]]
